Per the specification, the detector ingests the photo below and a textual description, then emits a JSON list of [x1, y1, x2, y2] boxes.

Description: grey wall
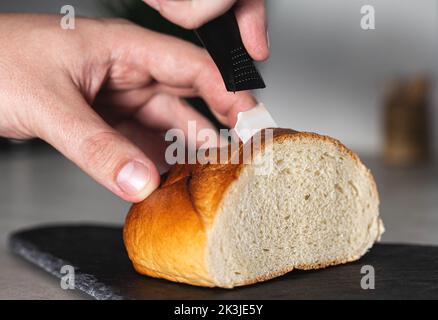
[[0, 0, 437, 154], [258, 0, 438, 153]]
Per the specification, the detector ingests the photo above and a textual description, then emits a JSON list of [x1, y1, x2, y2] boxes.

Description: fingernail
[[147, 0, 161, 11], [117, 161, 150, 196]]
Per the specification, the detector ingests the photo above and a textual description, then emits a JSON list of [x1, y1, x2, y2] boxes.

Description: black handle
[[195, 11, 266, 92]]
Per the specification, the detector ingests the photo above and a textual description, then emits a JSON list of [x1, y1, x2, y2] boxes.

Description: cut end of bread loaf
[[206, 133, 383, 287], [124, 129, 384, 288]]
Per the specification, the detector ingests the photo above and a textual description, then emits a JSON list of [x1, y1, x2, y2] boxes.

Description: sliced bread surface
[[124, 129, 384, 288]]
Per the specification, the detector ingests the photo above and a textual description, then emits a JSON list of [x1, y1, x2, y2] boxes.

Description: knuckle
[[80, 131, 122, 171]]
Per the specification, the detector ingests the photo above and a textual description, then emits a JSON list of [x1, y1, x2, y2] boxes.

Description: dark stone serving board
[[8, 225, 438, 300]]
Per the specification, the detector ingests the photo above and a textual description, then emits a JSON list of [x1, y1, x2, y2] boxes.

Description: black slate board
[[8, 225, 438, 300]]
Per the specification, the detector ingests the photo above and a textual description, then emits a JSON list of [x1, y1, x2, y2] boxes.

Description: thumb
[[37, 94, 160, 203], [144, 0, 236, 29]]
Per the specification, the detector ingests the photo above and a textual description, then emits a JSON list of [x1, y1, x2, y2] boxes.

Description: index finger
[[109, 24, 257, 127]]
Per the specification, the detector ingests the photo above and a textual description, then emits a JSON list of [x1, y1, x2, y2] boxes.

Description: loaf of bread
[[124, 129, 384, 288]]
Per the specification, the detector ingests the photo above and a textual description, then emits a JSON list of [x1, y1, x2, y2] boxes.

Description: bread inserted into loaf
[[124, 129, 384, 288]]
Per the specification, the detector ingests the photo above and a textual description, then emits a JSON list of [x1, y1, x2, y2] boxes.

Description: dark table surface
[[9, 224, 438, 300]]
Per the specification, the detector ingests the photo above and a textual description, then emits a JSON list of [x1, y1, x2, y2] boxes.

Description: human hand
[[142, 0, 269, 61], [0, 14, 257, 202]]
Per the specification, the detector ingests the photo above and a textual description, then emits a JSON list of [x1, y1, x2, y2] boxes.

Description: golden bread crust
[[123, 129, 380, 287]]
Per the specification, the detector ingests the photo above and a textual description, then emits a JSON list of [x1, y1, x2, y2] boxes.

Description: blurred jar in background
[[384, 76, 432, 166]]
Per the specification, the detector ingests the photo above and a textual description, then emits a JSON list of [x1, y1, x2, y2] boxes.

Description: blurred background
[[0, 0, 437, 299]]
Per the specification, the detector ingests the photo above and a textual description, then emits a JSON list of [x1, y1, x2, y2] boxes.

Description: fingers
[[144, 0, 235, 29], [136, 93, 220, 148], [142, 0, 269, 61], [36, 90, 160, 203], [192, 58, 257, 126], [115, 120, 171, 173], [107, 26, 257, 127], [235, 0, 269, 61], [152, 38, 258, 126], [96, 83, 197, 112]]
